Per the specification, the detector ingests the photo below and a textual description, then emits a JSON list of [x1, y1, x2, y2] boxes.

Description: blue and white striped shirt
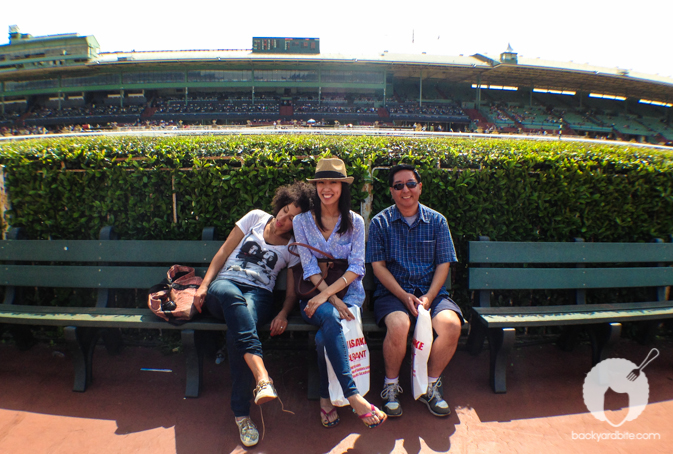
[[366, 203, 457, 299]]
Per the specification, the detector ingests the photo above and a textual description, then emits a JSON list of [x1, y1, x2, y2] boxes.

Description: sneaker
[[380, 382, 403, 417], [215, 346, 226, 365], [253, 378, 277, 405], [235, 417, 259, 447], [418, 377, 451, 417]]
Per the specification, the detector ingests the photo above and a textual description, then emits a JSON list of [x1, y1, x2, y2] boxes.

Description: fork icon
[[626, 348, 659, 381]]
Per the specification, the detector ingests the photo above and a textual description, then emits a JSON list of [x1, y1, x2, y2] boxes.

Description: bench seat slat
[[0, 305, 383, 332], [1, 265, 209, 288], [469, 267, 673, 290], [469, 241, 673, 264], [473, 301, 673, 327], [0, 241, 222, 263]]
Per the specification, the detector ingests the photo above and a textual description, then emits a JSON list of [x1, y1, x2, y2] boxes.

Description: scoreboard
[[252, 37, 320, 54]]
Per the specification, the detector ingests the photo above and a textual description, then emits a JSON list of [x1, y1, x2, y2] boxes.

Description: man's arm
[[418, 262, 450, 310]]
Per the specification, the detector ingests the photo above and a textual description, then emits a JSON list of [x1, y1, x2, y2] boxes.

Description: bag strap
[[149, 281, 170, 295], [288, 242, 336, 260], [171, 283, 201, 291]]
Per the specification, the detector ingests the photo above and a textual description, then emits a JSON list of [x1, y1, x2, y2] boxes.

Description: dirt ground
[[0, 334, 671, 454]]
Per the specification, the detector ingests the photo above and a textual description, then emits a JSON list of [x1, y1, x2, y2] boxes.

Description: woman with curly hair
[[193, 181, 314, 447]]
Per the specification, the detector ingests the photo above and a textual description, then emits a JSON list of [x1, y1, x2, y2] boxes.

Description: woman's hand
[[270, 313, 289, 336], [304, 292, 329, 318], [193, 284, 208, 313], [330, 297, 355, 321]]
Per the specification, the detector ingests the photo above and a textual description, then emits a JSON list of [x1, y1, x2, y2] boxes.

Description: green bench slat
[[469, 267, 673, 290], [1, 265, 209, 288], [0, 240, 221, 263], [469, 241, 673, 264], [473, 301, 673, 327], [0, 305, 379, 332]]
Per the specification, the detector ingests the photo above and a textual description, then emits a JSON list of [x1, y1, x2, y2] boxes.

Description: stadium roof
[[91, 49, 673, 102], [2, 39, 672, 103]]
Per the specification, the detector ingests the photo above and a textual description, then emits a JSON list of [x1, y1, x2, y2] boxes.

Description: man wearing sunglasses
[[366, 164, 463, 418]]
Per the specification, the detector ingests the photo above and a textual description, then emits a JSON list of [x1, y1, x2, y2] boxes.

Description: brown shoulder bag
[[288, 242, 349, 300]]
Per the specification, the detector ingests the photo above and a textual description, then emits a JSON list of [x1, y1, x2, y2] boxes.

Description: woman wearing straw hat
[[292, 157, 387, 429]]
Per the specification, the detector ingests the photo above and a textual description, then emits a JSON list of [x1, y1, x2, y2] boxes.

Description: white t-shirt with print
[[216, 209, 299, 292]]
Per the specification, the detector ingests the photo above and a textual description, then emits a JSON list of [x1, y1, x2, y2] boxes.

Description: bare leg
[[383, 311, 411, 379], [244, 352, 270, 383], [427, 310, 462, 378]]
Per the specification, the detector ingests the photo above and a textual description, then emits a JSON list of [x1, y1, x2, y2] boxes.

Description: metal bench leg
[[64, 326, 99, 392], [307, 331, 320, 401], [466, 321, 487, 355], [182, 329, 202, 398], [488, 328, 515, 394], [590, 323, 621, 366]]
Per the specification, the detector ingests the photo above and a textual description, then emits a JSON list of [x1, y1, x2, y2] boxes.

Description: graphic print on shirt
[[225, 234, 278, 286]]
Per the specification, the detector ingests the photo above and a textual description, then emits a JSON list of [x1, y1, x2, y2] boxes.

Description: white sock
[[384, 376, 399, 386]]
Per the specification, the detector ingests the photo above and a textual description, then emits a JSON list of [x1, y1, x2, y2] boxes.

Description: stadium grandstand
[[1, 27, 672, 145]]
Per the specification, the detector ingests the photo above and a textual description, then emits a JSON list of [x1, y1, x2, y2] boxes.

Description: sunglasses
[[392, 181, 419, 191]]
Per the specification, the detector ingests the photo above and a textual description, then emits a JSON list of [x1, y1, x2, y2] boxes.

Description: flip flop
[[320, 407, 340, 428], [357, 404, 387, 429]]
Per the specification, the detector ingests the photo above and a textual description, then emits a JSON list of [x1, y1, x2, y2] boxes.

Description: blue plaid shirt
[[366, 203, 457, 299]]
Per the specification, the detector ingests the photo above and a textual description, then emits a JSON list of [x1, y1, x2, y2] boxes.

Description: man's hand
[[402, 292, 423, 317], [418, 295, 432, 311], [269, 313, 288, 336]]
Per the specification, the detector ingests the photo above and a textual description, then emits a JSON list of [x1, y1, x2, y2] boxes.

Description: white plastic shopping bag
[[412, 306, 433, 400], [325, 306, 371, 406]]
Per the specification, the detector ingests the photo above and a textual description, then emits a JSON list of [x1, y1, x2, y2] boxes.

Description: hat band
[[313, 170, 347, 180]]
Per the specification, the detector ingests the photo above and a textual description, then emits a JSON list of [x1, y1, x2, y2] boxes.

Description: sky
[[3, 0, 673, 79]]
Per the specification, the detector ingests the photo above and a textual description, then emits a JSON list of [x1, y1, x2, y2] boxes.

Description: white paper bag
[[412, 306, 433, 400], [325, 306, 371, 406]]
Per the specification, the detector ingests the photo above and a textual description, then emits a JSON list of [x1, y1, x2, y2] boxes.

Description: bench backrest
[[1, 231, 451, 304], [469, 240, 673, 306], [0, 240, 222, 289]]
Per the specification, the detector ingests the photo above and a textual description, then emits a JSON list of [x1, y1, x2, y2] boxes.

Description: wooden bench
[[466, 238, 673, 393], [0, 226, 228, 398], [0, 225, 450, 400]]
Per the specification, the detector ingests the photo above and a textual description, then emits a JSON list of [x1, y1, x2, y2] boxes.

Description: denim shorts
[[374, 292, 464, 327]]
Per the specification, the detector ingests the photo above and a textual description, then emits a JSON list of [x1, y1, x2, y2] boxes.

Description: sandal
[[320, 407, 340, 428], [356, 404, 387, 429]]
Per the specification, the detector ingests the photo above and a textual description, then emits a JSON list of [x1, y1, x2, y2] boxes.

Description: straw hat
[[307, 158, 354, 184]]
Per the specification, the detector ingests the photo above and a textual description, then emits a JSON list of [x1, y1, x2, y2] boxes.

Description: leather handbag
[[148, 265, 203, 322], [288, 242, 349, 299]]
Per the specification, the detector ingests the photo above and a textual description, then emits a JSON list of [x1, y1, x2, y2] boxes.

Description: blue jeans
[[205, 279, 275, 417], [300, 300, 358, 400]]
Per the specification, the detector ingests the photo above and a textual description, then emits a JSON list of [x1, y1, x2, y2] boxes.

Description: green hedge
[[1, 135, 672, 310]]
